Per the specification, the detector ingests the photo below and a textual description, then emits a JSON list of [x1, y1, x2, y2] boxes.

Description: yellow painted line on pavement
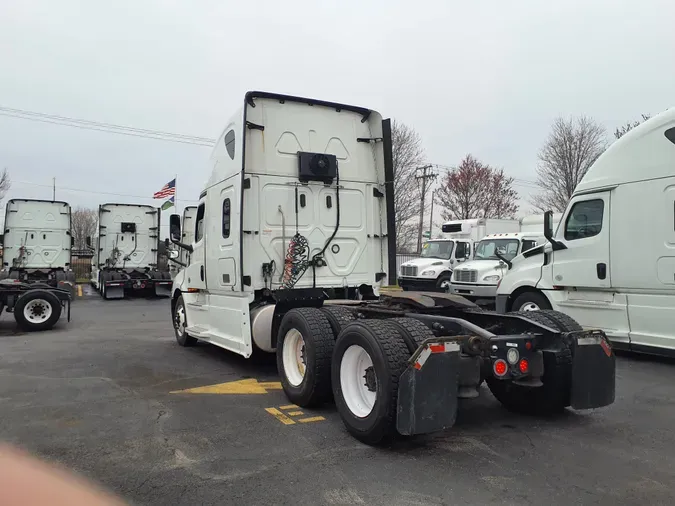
[[279, 404, 298, 410], [298, 416, 325, 423], [77, 285, 83, 297], [265, 407, 296, 425], [287, 411, 304, 416], [171, 378, 282, 395]]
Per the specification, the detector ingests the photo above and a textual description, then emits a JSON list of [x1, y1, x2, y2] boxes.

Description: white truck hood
[[453, 259, 508, 279], [401, 258, 448, 271]]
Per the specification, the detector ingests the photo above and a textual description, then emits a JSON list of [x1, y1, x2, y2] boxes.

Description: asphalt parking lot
[[1, 294, 675, 505]]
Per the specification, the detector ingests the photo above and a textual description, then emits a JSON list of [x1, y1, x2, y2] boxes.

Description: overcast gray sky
[[1, 0, 674, 231]]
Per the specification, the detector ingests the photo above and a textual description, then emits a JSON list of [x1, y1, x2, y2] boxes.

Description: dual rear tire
[[276, 307, 427, 445]]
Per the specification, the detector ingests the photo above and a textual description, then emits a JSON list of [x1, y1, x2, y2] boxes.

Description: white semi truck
[[168, 91, 615, 445], [89, 203, 172, 299], [448, 215, 561, 302], [496, 109, 675, 356], [397, 218, 521, 291], [0, 199, 76, 290]]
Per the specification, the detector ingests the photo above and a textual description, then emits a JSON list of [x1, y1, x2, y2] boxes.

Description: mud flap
[[570, 330, 616, 409], [396, 339, 460, 436], [154, 282, 172, 298], [57, 280, 75, 299], [104, 284, 125, 300]]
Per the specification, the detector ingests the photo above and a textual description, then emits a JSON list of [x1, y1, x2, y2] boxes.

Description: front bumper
[[398, 277, 439, 291], [448, 282, 498, 299]]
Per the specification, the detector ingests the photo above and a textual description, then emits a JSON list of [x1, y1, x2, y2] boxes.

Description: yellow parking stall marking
[[265, 407, 296, 425], [287, 411, 304, 416], [77, 285, 83, 297], [171, 378, 282, 395], [279, 404, 298, 410], [298, 416, 325, 423]]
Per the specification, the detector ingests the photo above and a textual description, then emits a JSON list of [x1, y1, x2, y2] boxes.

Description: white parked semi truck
[[448, 215, 561, 302], [168, 91, 616, 445], [398, 218, 521, 291], [496, 109, 675, 356], [89, 203, 172, 299], [0, 199, 76, 290]]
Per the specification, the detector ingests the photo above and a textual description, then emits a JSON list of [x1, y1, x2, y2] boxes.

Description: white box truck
[[398, 218, 520, 291], [0, 199, 76, 291], [448, 214, 561, 302], [167, 91, 615, 445], [496, 109, 675, 356], [89, 203, 172, 299]]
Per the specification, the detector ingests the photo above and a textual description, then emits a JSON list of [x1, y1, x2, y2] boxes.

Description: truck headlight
[[483, 275, 501, 282], [421, 270, 436, 276]]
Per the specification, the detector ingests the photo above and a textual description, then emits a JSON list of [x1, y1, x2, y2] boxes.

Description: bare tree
[[391, 120, 430, 252], [0, 169, 10, 206], [614, 113, 651, 139], [436, 155, 519, 221], [531, 116, 607, 213], [71, 207, 98, 249]]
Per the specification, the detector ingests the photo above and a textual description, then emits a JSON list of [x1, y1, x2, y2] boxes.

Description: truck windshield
[[474, 239, 520, 261], [420, 241, 454, 260]]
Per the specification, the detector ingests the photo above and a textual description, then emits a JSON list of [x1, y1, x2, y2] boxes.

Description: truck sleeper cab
[[90, 203, 172, 299], [0, 199, 76, 292], [169, 91, 616, 445], [496, 109, 675, 355]]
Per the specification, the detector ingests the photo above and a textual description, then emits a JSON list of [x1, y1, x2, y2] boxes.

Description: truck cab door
[[551, 192, 611, 289], [185, 202, 207, 291]]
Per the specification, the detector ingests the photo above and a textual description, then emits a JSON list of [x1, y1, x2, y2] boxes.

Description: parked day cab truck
[[398, 218, 520, 291], [89, 203, 172, 299], [168, 91, 616, 445], [448, 215, 561, 301], [496, 109, 675, 356]]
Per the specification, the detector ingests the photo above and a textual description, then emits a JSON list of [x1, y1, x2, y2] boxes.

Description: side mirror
[[170, 214, 181, 243], [543, 210, 554, 241], [86, 236, 91, 247]]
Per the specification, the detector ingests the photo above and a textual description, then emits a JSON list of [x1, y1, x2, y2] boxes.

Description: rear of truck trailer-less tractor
[[169, 92, 617, 445], [92, 203, 172, 300]]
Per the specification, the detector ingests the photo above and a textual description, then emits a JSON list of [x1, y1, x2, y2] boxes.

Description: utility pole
[[415, 165, 436, 252], [52, 177, 55, 201], [429, 189, 434, 238]]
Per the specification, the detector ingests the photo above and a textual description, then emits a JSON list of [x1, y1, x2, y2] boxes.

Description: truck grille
[[400, 265, 417, 277], [454, 269, 477, 283]]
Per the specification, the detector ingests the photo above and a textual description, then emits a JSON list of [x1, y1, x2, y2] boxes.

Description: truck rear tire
[[388, 317, 433, 354], [511, 291, 552, 312], [538, 310, 583, 332], [173, 295, 197, 347], [321, 305, 356, 337], [486, 310, 574, 414], [277, 308, 334, 407], [332, 320, 410, 445], [14, 290, 62, 332]]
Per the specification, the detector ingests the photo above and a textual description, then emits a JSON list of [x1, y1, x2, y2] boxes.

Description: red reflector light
[[519, 358, 529, 373], [525, 341, 532, 350], [493, 359, 508, 376]]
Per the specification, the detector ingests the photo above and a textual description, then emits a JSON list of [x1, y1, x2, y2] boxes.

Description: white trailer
[[0, 199, 75, 291], [448, 214, 562, 301], [496, 109, 675, 356], [168, 91, 615, 445], [89, 203, 172, 299], [398, 218, 520, 291]]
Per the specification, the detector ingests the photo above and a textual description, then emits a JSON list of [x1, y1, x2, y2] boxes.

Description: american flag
[[153, 178, 176, 199]]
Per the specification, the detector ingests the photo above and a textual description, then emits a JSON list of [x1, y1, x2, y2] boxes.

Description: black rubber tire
[[435, 273, 452, 292], [388, 317, 434, 354], [8, 271, 19, 280], [99, 272, 107, 298], [276, 308, 335, 407], [321, 305, 357, 338], [173, 295, 197, 347], [13, 290, 62, 332], [66, 271, 76, 283], [0, 271, 7, 281], [539, 310, 583, 332], [55, 271, 66, 282], [511, 291, 552, 312], [486, 310, 574, 414], [332, 320, 410, 445]]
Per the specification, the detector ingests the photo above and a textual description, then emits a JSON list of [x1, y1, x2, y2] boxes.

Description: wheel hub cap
[[24, 299, 53, 323]]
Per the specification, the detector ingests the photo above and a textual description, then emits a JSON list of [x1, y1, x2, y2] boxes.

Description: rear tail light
[[519, 358, 529, 374], [493, 359, 508, 377]]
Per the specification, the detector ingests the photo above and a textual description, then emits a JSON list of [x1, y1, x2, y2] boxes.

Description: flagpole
[[174, 174, 178, 213]]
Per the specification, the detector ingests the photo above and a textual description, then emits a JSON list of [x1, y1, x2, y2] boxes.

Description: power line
[[0, 106, 216, 147], [430, 163, 541, 189]]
